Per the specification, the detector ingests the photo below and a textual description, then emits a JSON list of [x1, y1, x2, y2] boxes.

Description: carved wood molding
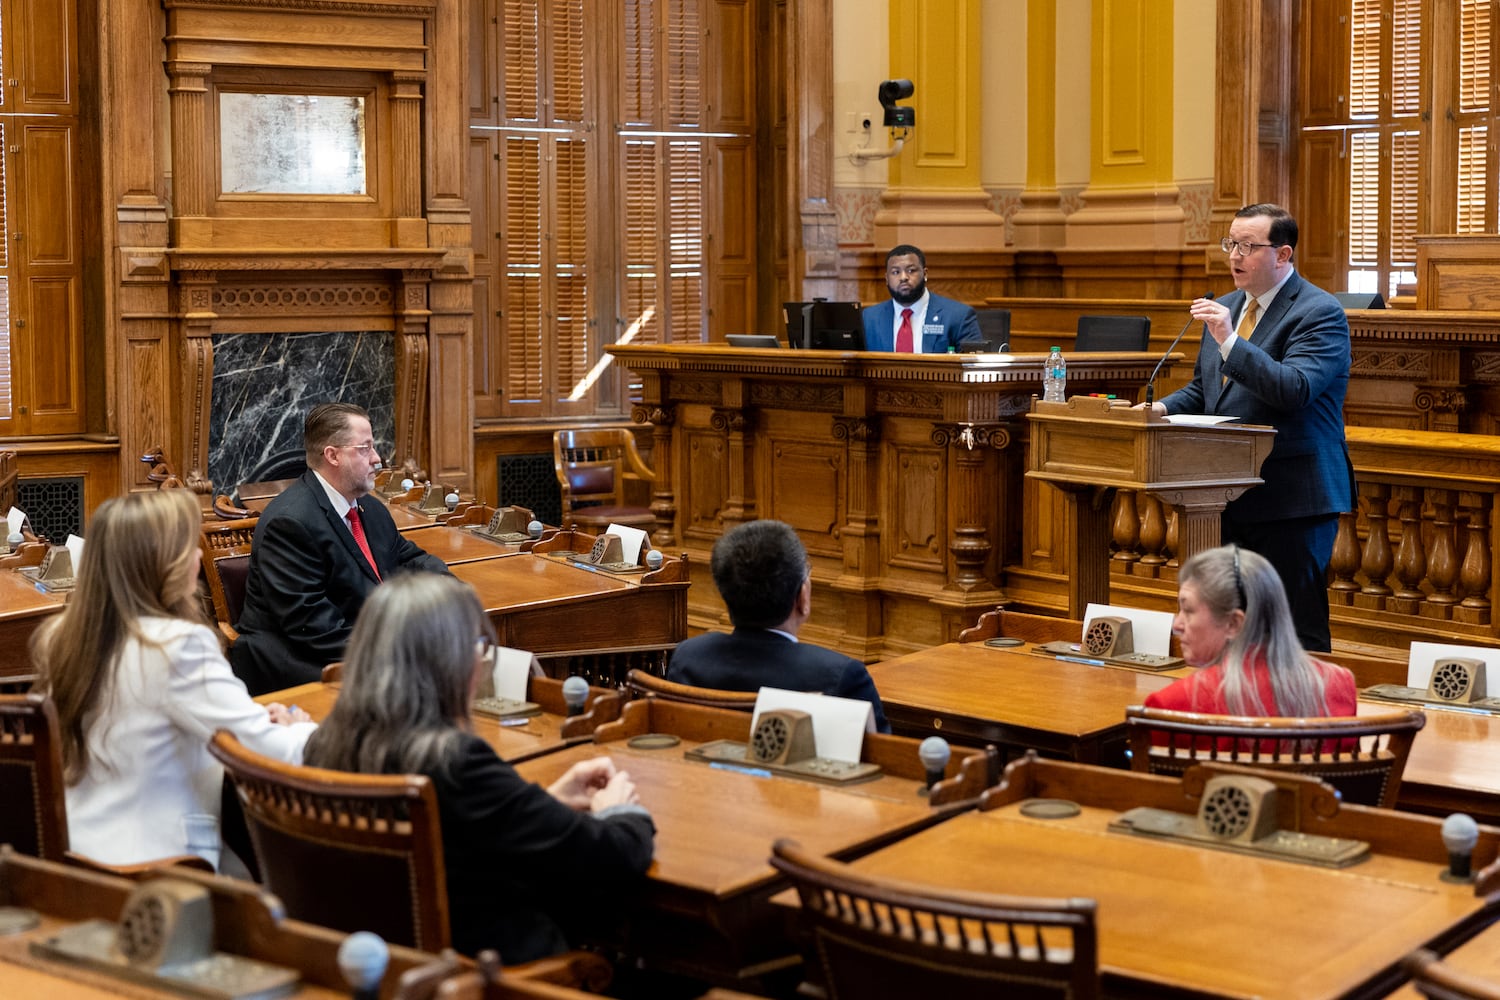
[[1351, 348, 1431, 380], [929, 423, 1015, 451], [831, 416, 879, 444], [666, 379, 723, 405], [874, 388, 944, 416], [632, 404, 676, 427], [748, 381, 843, 412], [162, 0, 434, 18], [709, 408, 751, 434]]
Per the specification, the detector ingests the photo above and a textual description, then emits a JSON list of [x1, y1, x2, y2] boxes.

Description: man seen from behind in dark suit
[[229, 402, 451, 695], [667, 519, 890, 732]]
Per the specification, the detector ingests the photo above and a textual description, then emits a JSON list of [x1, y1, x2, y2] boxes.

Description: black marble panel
[[208, 331, 395, 493]]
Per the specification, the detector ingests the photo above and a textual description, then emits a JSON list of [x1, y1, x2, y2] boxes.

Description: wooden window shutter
[[502, 135, 543, 406]]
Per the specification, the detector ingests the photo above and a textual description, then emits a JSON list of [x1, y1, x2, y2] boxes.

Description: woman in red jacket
[[1144, 544, 1356, 743]]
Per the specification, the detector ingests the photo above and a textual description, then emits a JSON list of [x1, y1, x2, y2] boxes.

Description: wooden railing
[[1095, 427, 1500, 652]]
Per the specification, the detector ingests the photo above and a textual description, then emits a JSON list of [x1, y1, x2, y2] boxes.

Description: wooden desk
[[608, 343, 1168, 658], [513, 698, 995, 984], [451, 553, 687, 664], [868, 642, 1181, 764], [831, 756, 1500, 1000], [400, 523, 523, 564], [0, 848, 450, 999], [257, 676, 621, 764], [0, 569, 66, 679], [1372, 701, 1500, 824]]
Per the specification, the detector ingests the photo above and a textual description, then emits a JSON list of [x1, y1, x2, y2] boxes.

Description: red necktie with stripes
[[346, 507, 381, 580], [896, 307, 914, 353]]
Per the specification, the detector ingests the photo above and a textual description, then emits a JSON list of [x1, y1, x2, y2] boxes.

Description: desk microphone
[[527, 519, 545, 540], [1442, 812, 1479, 881], [562, 675, 589, 716], [918, 736, 950, 792], [337, 931, 388, 1000], [1144, 292, 1214, 406]]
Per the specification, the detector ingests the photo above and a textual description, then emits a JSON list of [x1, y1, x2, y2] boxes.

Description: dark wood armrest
[[499, 948, 613, 991], [66, 850, 215, 878]]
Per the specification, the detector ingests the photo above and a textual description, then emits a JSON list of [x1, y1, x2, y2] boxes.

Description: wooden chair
[[770, 839, 1099, 1000], [623, 668, 759, 712], [0, 693, 211, 875], [1125, 705, 1426, 808], [210, 732, 613, 989], [0, 673, 36, 695], [1074, 314, 1151, 352], [0, 693, 69, 861], [1405, 949, 1500, 1000], [552, 429, 656, 532], [200, 516, 258, 641], [210, 729, 452, 952]]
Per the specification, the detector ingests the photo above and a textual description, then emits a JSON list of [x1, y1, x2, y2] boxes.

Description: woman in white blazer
[[30, 488, 315, 873]]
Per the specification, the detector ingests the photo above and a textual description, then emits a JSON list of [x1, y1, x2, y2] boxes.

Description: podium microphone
[[1144, 292, 1214, 406]]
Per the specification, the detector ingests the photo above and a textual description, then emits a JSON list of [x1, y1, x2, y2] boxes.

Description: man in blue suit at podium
[[862, 244, 982, 353]]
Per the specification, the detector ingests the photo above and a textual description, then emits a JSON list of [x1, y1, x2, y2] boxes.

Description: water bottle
[[1043, 345, 1067, 401]]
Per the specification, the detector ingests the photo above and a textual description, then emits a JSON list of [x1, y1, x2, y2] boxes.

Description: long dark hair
[[303, 573, 494, 778]]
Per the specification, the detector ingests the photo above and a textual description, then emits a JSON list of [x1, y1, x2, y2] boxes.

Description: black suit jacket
[[229, 471, 449, 694], [667, 628, 890, 733]]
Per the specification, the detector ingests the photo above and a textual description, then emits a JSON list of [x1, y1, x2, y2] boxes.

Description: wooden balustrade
[[1096, 427, 1500, 652]]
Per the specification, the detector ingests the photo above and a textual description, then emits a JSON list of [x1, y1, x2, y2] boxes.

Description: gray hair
[[1178, 544, 1328, 717], [303, 574, 494, 778]]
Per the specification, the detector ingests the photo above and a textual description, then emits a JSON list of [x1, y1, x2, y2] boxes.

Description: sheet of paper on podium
[[752, 687, 874, 763]]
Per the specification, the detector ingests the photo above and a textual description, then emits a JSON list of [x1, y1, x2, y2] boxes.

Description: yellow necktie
[[1236, 299, 1259, 341], [1223, 300, 1258, 387]]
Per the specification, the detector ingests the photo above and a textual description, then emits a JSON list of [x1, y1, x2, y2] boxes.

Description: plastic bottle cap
[[1050, 346, 1061, 351]]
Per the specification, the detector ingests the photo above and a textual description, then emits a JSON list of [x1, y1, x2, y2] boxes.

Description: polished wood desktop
[[256, 676, 621, 764], [450, 552, 687, 659], [867, 641, 1181, 764], [830, 755, 1500, 1000], [1374, 702, 1500, 824], [400, 522, 524, 564], [513, 698, 995, 983], [0, 569, 67, 679]]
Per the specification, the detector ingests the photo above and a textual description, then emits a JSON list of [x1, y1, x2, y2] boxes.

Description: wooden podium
[[1027, 397, 1276, 618]]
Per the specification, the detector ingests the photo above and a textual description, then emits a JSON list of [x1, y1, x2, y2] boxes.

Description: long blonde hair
[[32, 489, 206, 782]]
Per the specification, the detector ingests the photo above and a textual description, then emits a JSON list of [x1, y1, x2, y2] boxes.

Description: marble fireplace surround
[[172, 256, 446, 495]]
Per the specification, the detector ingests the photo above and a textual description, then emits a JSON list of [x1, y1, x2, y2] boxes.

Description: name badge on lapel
[[922, 323, 944, 336]]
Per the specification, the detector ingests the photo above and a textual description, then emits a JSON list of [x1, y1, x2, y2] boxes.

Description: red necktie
[[346, 507, 381, 580], [895, 307, 914, 353]]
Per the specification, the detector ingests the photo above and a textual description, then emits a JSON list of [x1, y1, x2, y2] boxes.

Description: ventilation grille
[[498, 453, 561, 527], [18, 477, 84, 543]]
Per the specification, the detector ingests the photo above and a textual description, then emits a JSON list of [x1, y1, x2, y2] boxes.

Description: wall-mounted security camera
[[850, 79, 915, 164], [879, 79, 915, 129]]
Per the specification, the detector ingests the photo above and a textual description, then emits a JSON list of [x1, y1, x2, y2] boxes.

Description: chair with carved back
[[0, 693, 211, 876], [200, 517, 258, 641], [209, 729, 451, 952], [1405, 949, 1500, 1000], [0, 693, 69, 862], [552, 429, 656, 533], [210, 731, 614, 989], [770, 838, 1100, 1000], [1124, 706, 1426, 808], [623, 668, 759, 712]]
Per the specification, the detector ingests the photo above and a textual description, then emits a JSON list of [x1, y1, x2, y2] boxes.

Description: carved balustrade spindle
[[1457, 491, 1493, 624], [1328, 510, 1361, 601], [1137, 494, 1169, 571], [1428, 489, 1460, 608], [1391, 486, 1428, 609], [1358, 483, 1394, 599], [1111, 491, 1140, 566]]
